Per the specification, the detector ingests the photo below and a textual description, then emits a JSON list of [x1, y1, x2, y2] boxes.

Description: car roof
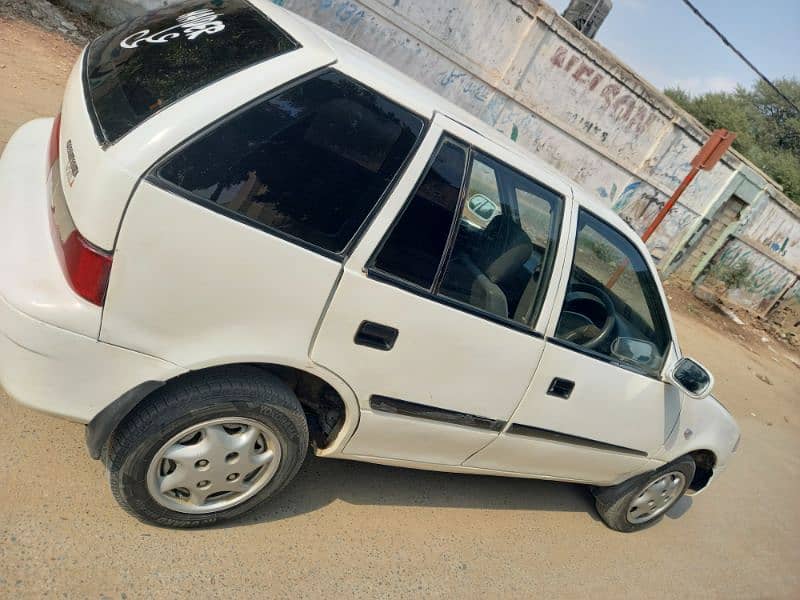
[[257, 1, 640, 241]]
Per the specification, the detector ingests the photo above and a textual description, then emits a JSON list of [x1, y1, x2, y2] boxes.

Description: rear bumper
[[0, 295, 179, 423], [0, 119, 183, 423]]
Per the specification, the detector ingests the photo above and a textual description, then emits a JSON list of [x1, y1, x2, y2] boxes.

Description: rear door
[[465, 207, 678, 483], [100, 68, 428, 372], [311, 114, 570, 466]]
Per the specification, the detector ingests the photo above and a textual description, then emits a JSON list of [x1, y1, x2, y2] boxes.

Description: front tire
[[106, 366, 309, 528], [592, 456, 695, 533]]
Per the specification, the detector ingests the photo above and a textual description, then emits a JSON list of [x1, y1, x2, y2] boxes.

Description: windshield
[[84, 0, 299, 145]]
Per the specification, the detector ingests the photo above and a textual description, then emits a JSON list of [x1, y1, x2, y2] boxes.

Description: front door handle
[[354, 321, 399, 351], [547, 377, 575, 399]]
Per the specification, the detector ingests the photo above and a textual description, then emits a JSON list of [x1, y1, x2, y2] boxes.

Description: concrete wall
[[63, 0, 800, 335]]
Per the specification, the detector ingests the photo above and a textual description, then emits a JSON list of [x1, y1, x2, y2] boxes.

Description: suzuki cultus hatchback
[[0, 0, 739, 531]]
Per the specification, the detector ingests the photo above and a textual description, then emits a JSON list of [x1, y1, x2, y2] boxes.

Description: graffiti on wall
[[273, 0, 366, 26], [742, 201, 800, 264], [598, 180, 641, 212], [708, 240, 794, 312], [763, 236, 791, 258], [549, 46, 658, 136], [596, 180, 696, 260], [436, 69, 491, 103]]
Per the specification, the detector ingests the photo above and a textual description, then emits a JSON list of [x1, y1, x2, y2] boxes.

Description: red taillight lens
[[48, 113, 62, 170], [62, 230, 113, 306]]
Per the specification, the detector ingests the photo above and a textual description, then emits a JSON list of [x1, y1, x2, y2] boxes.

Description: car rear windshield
[[84, 0, 299, 145]]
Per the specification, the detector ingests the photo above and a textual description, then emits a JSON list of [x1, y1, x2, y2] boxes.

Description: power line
[[679, 0, 800, 115]]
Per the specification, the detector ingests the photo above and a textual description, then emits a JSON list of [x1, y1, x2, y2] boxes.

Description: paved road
[[1, 17, 799, 599]]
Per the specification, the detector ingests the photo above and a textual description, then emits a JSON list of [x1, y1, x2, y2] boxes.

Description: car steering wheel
[[559, 282, 616, 350]]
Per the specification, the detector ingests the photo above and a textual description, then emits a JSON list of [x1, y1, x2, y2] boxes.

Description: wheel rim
[[626, 471, 687, 524], [146, 417, 282, 515]]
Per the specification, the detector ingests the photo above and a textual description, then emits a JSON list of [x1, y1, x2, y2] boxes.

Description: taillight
[[45, 112, 112, 306], [48, 113, 62, 170], [62, 230, 113, 306]]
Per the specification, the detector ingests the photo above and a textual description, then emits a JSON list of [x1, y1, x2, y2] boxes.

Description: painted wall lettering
[[550, 46, 656, 135]]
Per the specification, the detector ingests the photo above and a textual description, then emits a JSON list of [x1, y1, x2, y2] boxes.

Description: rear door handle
[[547, 378, 575, 399], [354, 321, 399, 351]]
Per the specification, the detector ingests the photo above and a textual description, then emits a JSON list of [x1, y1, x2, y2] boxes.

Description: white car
[[0, 0, 739, 532]]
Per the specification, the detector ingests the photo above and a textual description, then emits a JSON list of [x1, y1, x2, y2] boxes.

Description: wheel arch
[[85, 361, 360, 460], [687, 449, 717, 493]]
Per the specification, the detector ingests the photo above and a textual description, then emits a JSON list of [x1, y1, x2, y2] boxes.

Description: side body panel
[[100, 182, 341, 372]]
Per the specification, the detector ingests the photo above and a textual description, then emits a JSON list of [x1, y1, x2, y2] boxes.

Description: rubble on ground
[[0, 0, 104, 44]]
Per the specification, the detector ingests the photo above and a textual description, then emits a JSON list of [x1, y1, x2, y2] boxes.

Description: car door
[[311, 114, 570, 466], [465, 206, 680, 483]]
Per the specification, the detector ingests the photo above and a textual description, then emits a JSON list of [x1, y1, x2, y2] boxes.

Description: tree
[[665, 78, 800, 204]]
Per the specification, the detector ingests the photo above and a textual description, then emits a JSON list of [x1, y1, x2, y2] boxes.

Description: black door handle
[[354, 321, 399, 351], [547, 378, 575, 399]]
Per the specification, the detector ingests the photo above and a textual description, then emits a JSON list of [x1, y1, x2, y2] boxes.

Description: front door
[[311, 115, 570, 465], [466, 208, 680, 483]]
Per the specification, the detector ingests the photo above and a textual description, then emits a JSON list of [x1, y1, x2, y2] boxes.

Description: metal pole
[[606, 165, 700, 288], [641, 165, 701, 242]]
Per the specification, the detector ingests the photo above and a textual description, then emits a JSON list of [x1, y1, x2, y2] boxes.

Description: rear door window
[[372, 139, 469, 288], [154, 70, 426, 255], [85, 0, 299, 144]]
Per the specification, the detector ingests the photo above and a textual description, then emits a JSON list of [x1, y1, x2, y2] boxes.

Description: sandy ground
[[1, 18, 799, 599]]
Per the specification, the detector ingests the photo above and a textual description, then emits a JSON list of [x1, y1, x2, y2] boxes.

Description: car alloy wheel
[[626, 471, 686, 524], [145, 417, 282, 514]]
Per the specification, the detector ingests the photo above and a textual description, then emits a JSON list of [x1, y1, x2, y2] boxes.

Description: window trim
[[145, 67, 430, 262], [430, 146, 474, 293], [552, 207, 673, 378], [366, 133, 565, 335]]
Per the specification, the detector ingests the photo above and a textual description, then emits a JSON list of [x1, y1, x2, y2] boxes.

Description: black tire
[[592, 456, 695, 533], [106, 366, 309, 528]]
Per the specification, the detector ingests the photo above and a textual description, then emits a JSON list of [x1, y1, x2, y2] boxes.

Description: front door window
[[554, 210, 671, 376], [371, 142, 563, 330]]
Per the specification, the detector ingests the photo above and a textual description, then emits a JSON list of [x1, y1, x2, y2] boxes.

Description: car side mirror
[[668, 357, 713, 399], [611, 337, 656, 365]]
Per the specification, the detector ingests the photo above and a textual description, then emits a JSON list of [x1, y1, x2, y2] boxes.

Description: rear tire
[[592, 456, 695, 533], [106, 366, 308, 528]]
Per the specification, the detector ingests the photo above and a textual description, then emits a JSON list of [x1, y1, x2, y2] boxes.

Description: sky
[[548, 0, 800, 95]]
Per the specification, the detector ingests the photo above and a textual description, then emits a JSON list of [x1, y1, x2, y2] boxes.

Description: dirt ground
[[1, 17, 799, 599]]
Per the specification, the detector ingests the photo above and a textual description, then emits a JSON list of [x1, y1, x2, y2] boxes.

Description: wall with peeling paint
[[741, 201, 800, 266], [67, 0, 800, 334], [704, 239, 796, 313]]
